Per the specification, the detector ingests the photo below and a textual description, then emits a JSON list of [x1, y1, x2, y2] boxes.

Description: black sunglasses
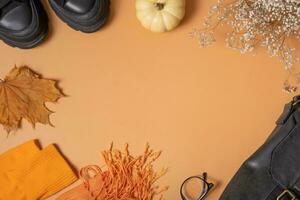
[[180, 172, 214, 200]]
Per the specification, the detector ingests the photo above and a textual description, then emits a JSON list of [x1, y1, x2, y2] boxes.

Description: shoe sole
[[0, 0, 48, 49], [49, 0, 110, 33], [0, 23, 48, 49]]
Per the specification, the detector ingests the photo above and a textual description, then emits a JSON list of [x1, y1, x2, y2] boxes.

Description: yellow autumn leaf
[[0, 66, 63, 133]]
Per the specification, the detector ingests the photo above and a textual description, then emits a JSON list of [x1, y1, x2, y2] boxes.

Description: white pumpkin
[[136, 0, 185, 33]]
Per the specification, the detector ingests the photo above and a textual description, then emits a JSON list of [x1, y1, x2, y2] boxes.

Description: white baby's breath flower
[[191, 0, 300, 92]]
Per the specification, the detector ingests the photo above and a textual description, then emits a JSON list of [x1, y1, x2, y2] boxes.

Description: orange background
[[0, 0, 296, 199]]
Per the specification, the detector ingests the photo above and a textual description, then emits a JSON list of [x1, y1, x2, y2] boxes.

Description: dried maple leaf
[[0, 66, 63, 133]]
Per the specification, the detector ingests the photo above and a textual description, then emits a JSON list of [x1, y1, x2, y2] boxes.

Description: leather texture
[[0, 0, 48, 48], [0, 0, 31, 31], [49, 0, 110, 33], [220, 96, 300, 200], [64, 0, 94, 14]]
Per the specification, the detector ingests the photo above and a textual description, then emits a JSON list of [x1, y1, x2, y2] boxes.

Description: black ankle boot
[[0, 0, 48, 49], [48, 0, 110, 33]]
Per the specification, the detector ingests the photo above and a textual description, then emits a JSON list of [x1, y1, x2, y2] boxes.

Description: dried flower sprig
[[191, 0, 300, 92]]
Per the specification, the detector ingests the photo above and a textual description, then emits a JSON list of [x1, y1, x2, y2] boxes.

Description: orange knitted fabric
[[57, 144, 168, 200], [0, 140, 78, 200]]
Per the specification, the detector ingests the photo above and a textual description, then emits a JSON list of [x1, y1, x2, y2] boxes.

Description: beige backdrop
[[0, 0, 296, 199]]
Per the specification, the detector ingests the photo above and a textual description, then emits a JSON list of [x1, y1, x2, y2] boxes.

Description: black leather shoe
[[49, 0, 110, 33], [0, 0, 48, 48]]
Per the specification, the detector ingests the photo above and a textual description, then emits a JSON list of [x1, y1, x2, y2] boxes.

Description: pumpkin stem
[[154, 2, 165, 10]]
